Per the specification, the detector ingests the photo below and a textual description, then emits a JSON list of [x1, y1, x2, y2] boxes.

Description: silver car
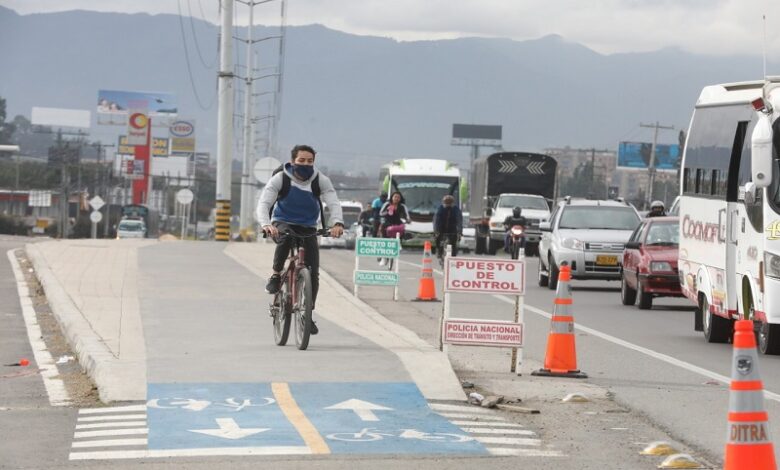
[[537, 198, 641, 289]]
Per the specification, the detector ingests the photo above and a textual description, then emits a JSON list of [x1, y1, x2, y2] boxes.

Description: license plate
[[596, 255, 618, 266]]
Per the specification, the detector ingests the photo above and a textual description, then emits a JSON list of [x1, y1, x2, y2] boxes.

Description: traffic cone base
[[414, 241, 439, 302], [533, 264, 586, 378]]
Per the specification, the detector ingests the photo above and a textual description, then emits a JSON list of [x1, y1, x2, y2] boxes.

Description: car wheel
[[548, 257, 559, 290], [620, 272, 636, 306], [537, 257, 549, 287], [758, 321, 780, 355], [488, 239, 499, 255], [637, 279, 652, 310], [475, 236, 486, 255], [702, 296, 731, 343]]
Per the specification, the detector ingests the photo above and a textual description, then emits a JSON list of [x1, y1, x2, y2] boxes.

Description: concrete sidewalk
[[26, 239, 464, 402]]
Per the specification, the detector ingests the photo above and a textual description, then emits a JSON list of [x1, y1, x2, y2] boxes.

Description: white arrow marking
[[188, 418, 269, 440], [325, 399, 393, 422]]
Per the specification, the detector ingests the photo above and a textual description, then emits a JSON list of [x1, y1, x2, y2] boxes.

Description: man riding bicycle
[[433, 195, 462, 257], [257, 144, 344, 335]]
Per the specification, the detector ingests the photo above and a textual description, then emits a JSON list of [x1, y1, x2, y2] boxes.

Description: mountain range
[[0, 5, 775, 174]]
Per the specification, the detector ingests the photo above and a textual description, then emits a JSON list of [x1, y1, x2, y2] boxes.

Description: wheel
[[487, 239, 498, 255], [524, 243, 535, 257], [294, 268, 314, 350], [548, 258, 559, 290], [272, 290, 291, 346], [637, 279, 652, 310], [475, 235, 486, 255], [701, 296, 731, 343], [387, 258, 394, 271], [620, 273, 636, 306], [758, 321, 780, 355], [511, 242, 520, 260], [537, 257, 549, 287]]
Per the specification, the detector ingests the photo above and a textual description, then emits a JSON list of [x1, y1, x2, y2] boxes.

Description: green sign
[[354, 270, 400, 286], [356, 238, 400, 257]]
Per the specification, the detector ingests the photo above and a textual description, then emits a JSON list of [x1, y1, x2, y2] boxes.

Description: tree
[[0, 96, 16, 144]]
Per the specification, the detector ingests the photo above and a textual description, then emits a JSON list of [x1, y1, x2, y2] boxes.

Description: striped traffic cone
[[724, 320, 776, 470], [414, 241, 438, 301], [532, 264, 587, 378]]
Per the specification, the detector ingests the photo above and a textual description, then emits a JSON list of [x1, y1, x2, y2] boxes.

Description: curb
[[25, 242, 145, 402]]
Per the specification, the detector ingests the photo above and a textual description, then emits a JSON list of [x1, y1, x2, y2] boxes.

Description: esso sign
[[170, 121, 194, 137]]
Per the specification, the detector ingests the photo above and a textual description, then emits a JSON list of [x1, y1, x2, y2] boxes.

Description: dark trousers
[[436, 233, 459, 257], [272, 222, 320, 308]]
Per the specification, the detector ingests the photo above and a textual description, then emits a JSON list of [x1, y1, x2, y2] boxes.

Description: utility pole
[[215, 0, 235, 241], [640, 121, 675, 210], [239, 2, 256, 241]]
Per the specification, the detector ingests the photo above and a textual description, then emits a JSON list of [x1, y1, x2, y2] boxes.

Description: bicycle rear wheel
[[273, 289, 291, 346], [294, 268, 313, 350]]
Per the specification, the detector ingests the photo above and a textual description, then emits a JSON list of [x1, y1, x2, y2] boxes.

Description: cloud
[[3, 0, 779, 55]]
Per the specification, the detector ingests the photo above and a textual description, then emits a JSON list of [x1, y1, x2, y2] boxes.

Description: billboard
[[617, 142, 681, 171], [31, 107, 91, 129], [117, 135, 169, 157], [97, 90, 177, 115], [451, 124, 502, 146]]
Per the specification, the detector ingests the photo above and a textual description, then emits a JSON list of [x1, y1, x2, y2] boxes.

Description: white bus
[[678, 77, 780, 354], [381, 159, 461, 246]]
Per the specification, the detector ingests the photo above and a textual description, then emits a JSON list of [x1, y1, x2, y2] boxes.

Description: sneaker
[[310, 320, 319, 335], [378, 258, 386, 266], [265, 274, 281, 294]]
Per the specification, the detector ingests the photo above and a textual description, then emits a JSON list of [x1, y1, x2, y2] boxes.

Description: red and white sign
[[443, 319, 523, 347], [127, 111, 150, 145], [445, 257, 525, 295]]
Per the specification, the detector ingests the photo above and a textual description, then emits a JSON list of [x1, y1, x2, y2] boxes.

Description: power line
[[186, 0, 218, 69], [176, 0, 217, 110]]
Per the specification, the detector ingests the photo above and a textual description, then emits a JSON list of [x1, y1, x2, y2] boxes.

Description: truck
[[469, 152, 557, 255], [380, 158, 461, 247], [121, 204, 159, 238]]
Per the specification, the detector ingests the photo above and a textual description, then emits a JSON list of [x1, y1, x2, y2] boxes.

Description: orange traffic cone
[[532, 264, 587, 378], [414, 241, 438, 301], [724, 319, 776, 470]]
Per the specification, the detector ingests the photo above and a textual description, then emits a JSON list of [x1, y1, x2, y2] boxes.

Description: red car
[[620, 216, 682, 309]]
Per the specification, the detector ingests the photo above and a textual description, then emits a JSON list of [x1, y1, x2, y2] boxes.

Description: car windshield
[[497, 195, 548, 210], [342, 208, 360, 226], [118, 222, 144, 232], [558, 206, 640, 230], [644, 222, 679, 245], [392, 176, 459, 215]]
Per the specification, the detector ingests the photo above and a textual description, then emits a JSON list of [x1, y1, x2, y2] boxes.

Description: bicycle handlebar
[[262, 227, 334, 241]]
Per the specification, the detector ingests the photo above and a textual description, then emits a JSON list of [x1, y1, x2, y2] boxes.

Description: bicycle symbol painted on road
[[147, 397, 276, 412], [326, 428, 474, 444]]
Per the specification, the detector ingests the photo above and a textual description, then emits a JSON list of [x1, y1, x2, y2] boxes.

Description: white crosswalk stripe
[[70, 404, 148, 460], [430, 402, 565, 458]]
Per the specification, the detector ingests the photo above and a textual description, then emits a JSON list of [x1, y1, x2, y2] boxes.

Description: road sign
[[443, 319, 523, 347], [444, 257, 525, 295], [176, 188, 194, 205], [89, 195, 105, 211], [356, 238, 400, 258], [89, 211, 103, 223], [354, 271, 399, 286], [254, 157, 281, 184]]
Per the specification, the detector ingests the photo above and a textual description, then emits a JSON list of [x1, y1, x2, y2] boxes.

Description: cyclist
[[257, 144, 344, 335], [503, 206, 527, 253], [370, 192, 388, 237], [647, 200, 667, 218], [378, 191, 409, 266], [433, 194, 462, 258], [358, 202, 373, 237]]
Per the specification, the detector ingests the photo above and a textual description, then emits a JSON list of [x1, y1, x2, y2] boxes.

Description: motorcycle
[[509, 225, 525, 260]]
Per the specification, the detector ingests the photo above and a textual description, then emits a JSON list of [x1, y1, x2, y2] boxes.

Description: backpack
[[269, 165, 326, 229]]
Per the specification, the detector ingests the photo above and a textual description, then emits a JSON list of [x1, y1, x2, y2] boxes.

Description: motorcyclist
[[503, 206, 527, 253], [647, 200, 667, 218]]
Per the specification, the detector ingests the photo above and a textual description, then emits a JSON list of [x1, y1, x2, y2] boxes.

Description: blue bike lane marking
[[290, 382, 489, 455], [147, 383, 306, 450]]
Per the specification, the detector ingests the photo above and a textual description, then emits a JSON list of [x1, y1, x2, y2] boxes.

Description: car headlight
[[765, 252, 780, 279], [561, 238, 584, 250], [650, 261, 672, 272]]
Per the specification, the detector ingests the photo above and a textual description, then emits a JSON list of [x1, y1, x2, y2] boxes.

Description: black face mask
[[293, 164, 314, 179]]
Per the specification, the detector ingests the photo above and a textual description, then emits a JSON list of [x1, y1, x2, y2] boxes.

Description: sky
[[2, 0, 779, 56]]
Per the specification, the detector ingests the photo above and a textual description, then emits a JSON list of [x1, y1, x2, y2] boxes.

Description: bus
[[380, 159, 461, 246], [678, 77, 780, 354]]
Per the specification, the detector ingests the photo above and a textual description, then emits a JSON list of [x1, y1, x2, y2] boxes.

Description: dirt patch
[[16, 250, 102, 408]]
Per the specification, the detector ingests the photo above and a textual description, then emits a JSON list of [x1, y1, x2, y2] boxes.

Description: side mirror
[[540, 222, 551, 232], [744, 181, 757, 205], [485, 208, 493, 217], [751, 112, 774, 188], [625, 241, 641, 250]]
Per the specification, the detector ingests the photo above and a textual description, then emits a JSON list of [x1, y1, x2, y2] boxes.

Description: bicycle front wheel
[[273, 290, 291, 346], [294, 268, 313, 350]]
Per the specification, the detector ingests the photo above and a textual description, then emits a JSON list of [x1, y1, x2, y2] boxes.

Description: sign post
[[176, 188, 194, 239], [441, 252, 526, 373], [88, 196, 105, 239], [353, 235, 401, 301]]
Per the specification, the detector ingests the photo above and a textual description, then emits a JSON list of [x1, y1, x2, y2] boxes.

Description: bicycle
[[266, 228, 330, 350], [435, 233, 458, 268]]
